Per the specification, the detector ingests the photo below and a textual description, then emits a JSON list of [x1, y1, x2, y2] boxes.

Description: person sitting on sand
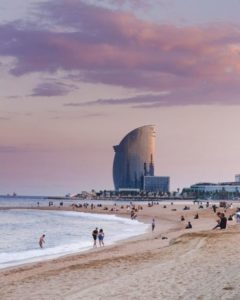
[[213, 212, 222, 229], [39, 234, 45, 248], [185, 221, 192, 229], [181, 215, 185, 221], [213, 212, 227, 230], [219, 213, 227, 229], [194, 213, 199, 219], [92, 227, 98, 247]]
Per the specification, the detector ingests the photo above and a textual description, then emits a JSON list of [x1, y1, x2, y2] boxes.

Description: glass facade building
[[113, 125, 156, 190], [143, 176, 170, 193]]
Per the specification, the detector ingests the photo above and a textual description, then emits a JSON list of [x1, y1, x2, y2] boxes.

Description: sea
[[0, 196, 149, 269]]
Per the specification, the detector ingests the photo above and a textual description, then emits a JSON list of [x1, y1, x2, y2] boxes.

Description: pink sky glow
[[1, 0, 240, 195]]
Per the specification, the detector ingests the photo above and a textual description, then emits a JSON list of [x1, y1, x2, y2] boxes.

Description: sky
[[1, 0, 240, 195]]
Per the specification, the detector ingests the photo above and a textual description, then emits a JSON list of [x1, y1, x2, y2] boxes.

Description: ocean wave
[[0, 209, 149, 269]]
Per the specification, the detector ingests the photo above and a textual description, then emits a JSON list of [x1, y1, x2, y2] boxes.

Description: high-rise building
[[113, 125, 156, 190]]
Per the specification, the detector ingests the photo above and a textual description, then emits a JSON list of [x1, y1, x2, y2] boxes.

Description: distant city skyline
[[1, 1, 240, 195]]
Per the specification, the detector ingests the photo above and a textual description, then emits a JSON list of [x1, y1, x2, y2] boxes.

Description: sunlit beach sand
[[1, 201, 240, 300]]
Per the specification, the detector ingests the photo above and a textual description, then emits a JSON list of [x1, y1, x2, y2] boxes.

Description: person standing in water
[[39, 234, 45, 248], [98, 228, 105, 247], [92, 227, 98, 247]]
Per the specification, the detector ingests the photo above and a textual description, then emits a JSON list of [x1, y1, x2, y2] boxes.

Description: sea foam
[[0, 209, 148, 269]]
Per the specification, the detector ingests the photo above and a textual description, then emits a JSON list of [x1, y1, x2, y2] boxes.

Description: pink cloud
[[64, 92, 171, 107], [30, 81, 76, 97], [0, 0, 240, 105], [63, 81, 240, 107], [93, 0, 170, 12]]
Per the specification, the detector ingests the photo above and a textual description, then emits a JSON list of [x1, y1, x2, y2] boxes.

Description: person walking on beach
[[152, 218, 155, 232], [39, 234, 45, 248], [98, 228, 105, 247], [92, 227, 98, 247], [212, 204, 217, 213]]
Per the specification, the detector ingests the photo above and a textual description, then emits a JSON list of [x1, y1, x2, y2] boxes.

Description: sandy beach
[[1, 202, 240, 300]]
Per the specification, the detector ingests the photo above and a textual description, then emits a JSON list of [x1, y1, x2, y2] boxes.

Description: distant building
[[235, 174, 240, 182], [113, 125, 169, 192], [182, 177, 240, 199], [113, 125, 156, 190], [189, 182, 240, 193], [143, 176, 170, 193]]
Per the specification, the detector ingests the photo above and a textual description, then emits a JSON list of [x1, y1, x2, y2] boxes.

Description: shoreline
[[0, 207, 151, 270], [1, 203, 240, 299], [0, 203, 235, 268]]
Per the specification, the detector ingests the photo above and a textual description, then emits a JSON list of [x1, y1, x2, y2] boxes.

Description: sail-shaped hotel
[[113, 125, 169, 192]]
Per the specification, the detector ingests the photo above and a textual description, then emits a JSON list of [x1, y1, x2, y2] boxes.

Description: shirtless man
[[39, 234, 45, 248]]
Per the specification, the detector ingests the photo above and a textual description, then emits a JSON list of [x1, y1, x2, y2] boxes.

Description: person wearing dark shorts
[[92, 227, 98, 247]]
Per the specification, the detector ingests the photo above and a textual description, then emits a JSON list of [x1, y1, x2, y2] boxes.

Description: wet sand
[[1, 202, 240, 300]]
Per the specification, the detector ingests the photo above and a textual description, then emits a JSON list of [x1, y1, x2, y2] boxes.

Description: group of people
[[180, 215, 193, 229], [183, 207, 228, 231], [92, 227, 105, 247], [39, 201, 235, 251], [39, 227, 105, 249]]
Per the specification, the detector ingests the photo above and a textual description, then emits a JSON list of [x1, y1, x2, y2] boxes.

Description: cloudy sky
[[1, 0, 240, 195]]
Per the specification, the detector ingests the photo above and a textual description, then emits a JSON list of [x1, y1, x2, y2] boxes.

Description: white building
[[190, 182, 240, 193], [235, 174, 240, 182]]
